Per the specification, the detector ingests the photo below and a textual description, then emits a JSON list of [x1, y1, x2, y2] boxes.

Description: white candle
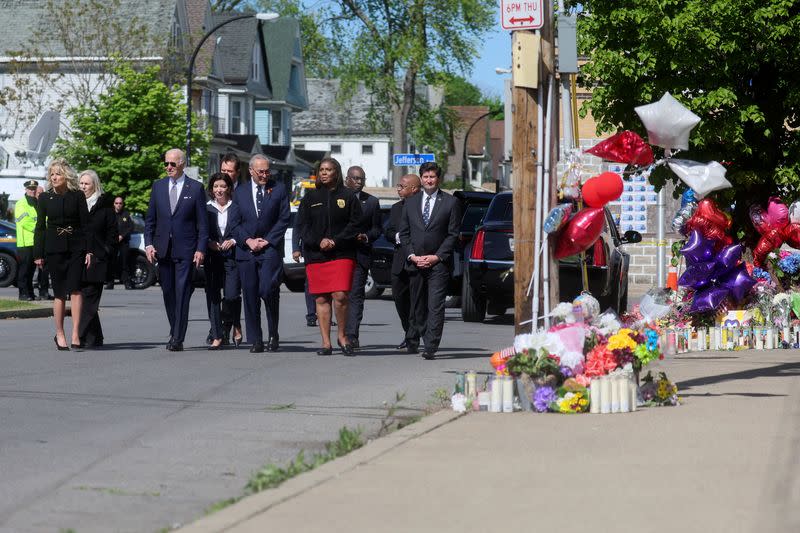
[[478, 391, 490, 411], [618, 378, 630, 413], [712, 327, 720, 350], [629, 379, 638, 412], [755, 328, 763, 350], [490, 377, 502, 413], [465, 371, 477, 398], [611, 375, 620, 413], [697, 328, 706, 351], [502, 376, 514, 413], [600, 376, 611, 414], [766, 328, 774, 350], [783, 327, 790, 347], [590, 380, 600, 414]]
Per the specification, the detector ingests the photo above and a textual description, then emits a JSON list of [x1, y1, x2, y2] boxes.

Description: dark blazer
[[291, 203, 302, 253], [353, 191, 382, 250], [385, 199, 410, 276], [398, 189, 461, 271], [206, 201, 242, 260], [83, 194, 118, 283], [116, 209, 134, 242], [33, 189, 90, 259], [298, 183, 362, 264], [230, 178, 290, 262], [144, 175, 209, 260]]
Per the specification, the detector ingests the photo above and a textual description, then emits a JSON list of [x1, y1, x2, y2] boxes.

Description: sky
[[469, 12, 513, 99]]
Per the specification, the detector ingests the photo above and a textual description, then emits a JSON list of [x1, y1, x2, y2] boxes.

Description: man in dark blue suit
[[144, 148, 208, 351], [231, 154, 290, 353]]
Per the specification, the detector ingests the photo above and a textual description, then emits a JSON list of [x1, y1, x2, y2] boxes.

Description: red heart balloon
[[753, 228, 784, 267], [584, 131, 654, 167], [554, 207, 606, 259], [782, 223, 800, 249], [582, 172, 624, 208], [685, 198, 732, 247]]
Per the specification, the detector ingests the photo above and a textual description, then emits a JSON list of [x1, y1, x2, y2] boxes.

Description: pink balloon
[[554, 208, 606, 259], [767, 197, 789, 228]]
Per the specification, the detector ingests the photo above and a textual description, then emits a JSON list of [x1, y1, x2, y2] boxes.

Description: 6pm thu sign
[[501, 0, 543, 30]]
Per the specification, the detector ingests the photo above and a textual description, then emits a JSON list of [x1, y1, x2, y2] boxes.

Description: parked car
[[125, 214, 158, 289], [283, 206, 306, 292], [365, 205, 394, 298], [0, 219, 17, 288], [462, 191, 642, 322]]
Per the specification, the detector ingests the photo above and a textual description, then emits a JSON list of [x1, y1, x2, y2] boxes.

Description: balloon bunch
[[553, 172, 623, 260], [671, 189, 697, 235], [750, 197, 800, 267], [678, 230, 756, 313], [684, 198, 733, 247]]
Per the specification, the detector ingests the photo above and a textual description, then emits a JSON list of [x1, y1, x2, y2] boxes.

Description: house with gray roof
[[292, 79, 393, 187]]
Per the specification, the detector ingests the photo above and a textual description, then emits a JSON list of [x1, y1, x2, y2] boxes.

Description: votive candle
[[618, 378, 630, 413], [600, 376, 612, 414], [590, 380, 601, 414], [489, 377, 502, 413], [611, 375, 620, 413], [501, 376, 514, 413]]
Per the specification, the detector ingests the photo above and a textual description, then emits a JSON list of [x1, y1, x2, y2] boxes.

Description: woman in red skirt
[[298, 157, 362, 355]]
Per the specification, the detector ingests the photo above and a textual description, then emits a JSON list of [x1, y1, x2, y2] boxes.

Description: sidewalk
[[180, 349, 800, 533]]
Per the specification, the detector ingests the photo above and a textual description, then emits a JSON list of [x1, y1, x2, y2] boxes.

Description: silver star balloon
[[635, 92, 701, 150], [667, 159, 732, 198]]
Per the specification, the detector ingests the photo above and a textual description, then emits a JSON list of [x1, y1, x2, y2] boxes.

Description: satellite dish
[[26, 110, 60, 165]]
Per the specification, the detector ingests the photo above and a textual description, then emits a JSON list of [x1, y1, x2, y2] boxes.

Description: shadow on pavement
[[677, 362, 800, 392]]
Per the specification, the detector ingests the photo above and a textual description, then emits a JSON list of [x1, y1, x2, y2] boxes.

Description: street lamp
[[185, 12, 279, 167], [461, 111, 491, 190]]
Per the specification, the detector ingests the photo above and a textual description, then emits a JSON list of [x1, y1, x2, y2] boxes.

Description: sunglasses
[[163, 161, 180, 168]]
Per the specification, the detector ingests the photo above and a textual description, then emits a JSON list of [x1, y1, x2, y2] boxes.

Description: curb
[[177, 409, 464, 533], [0, 306, 54, 319]]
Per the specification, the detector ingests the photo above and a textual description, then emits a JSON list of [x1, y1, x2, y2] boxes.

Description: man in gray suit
[[398, 162, 461, 359]]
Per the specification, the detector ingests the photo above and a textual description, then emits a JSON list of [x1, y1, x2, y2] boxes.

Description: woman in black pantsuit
[[78, 169, 117, 348], [34, 158, 92, 350], [204, 173, 243, 350]]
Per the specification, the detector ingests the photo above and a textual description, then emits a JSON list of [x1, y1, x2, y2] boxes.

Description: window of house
[[271, 109, 282, 144], [230, 100, 242, 134], [361, 144, 373, 155], [330, 144, 342, 154]]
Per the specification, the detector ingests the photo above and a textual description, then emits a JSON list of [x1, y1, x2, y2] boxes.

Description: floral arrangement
[[639, 371, 679, 406]]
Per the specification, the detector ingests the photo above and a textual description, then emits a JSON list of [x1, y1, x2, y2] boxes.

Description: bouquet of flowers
[[532, 380, 590, 413], [639, 371, 679, 406]]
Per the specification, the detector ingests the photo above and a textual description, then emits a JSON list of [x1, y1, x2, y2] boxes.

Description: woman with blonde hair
[[77, 169, 117, 348], [34, 158, 92, 350]]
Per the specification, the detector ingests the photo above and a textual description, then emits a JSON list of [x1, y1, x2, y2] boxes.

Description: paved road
[[0, 286, 512, 532]]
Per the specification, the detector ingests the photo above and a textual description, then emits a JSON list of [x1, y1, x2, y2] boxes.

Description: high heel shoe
[[316, 346, 333, 356], [337, 340, 355, 356], [54, 335, 70, 351], [233, 335, 243, 348], [208, 341, 223, 351]]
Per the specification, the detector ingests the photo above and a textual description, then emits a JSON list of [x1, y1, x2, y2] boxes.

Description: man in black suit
[[398, 162, 461, 359], [344, 166, 382, 349], [231, 154, 290, 353], [385, 174, 420, 350], [111, 196, 134, 289]]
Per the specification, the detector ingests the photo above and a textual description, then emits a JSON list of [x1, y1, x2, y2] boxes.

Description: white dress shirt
[[208, 199, 234, 242], [420, 188, 439, 216]]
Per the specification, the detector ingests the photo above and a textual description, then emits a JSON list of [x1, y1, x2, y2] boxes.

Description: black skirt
[[47, 251, 84, 298]]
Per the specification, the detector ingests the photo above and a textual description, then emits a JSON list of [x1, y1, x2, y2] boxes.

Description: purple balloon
[[720, 264, 756, 301], [690, 287, 729, 313], [681, 230, 715, 264], [715, 243, 743, 274], [678, 261, 716, 290]]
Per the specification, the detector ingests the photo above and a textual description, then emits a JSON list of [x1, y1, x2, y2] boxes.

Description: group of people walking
[[31, 148, 461, 359]]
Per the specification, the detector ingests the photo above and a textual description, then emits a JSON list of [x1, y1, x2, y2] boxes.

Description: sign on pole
[[393, 153, 436, 167], [500, 0, 544, 30]]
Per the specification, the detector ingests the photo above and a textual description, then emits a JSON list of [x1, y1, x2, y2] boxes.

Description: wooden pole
[[512, 30, 538, 334]]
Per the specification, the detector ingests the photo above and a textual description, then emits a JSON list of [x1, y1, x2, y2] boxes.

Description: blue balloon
[[681, 189, 696, 207]]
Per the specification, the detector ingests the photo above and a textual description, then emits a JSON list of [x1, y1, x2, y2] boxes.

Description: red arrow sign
[[509, 16, 535, 24]]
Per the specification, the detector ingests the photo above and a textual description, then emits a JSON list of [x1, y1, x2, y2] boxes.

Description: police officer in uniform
[[111, 196, 135, 289], [14, 180, 39, 301]]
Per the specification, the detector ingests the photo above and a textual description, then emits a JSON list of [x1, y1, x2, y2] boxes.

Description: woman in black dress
[[77, 169, 117, 348], [297, 157, 362, 355], [34, 158, 92, 350], [204, 172, 243, 350]]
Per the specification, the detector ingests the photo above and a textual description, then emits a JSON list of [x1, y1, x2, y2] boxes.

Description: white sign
[[501, 0, 544, 30]]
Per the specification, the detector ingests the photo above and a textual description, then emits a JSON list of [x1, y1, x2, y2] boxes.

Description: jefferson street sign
[[501, 0, 543, 30], [393, 153, 436, 166]]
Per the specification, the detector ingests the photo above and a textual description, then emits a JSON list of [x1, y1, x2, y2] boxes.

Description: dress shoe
[[53, 335, 69, 351], [337, 340, 355, 356], [167, 342, 184, 352], [250, 342, 265, 354], [396, 340, 408, 350], [348, 337, 360, 350], [71, 343, 83, 351], [124, 282, 134, 290], [39, 293, 54, 300], [232, 335, 243, 348], [266, 337, 279, 352], [19, 294, 34, 301], [306, 317, 317, 327], [208, 343, 222, 351], [316, 346, 333, 356], [406, 343, 419, 354], [422, 350, 436, 360]]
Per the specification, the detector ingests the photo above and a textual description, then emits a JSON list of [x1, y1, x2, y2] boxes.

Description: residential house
[[292, 79, 393, 187]]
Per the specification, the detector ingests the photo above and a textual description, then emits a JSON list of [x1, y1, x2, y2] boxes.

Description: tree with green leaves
[[577, 0, 800, 222], [52, 64, 210, 213]]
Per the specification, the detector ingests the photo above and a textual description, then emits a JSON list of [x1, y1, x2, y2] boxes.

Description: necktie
[[422, 194, 432, 226], [256, 185, 264, 217], [169, 180, 178, 214]]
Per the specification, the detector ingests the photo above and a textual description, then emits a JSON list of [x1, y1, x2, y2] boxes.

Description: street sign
[[393, 153, 436, 166], [501, 0, 543, 30]]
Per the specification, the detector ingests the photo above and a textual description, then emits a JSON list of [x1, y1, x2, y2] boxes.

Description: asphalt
[[179, 347, 800, 533]]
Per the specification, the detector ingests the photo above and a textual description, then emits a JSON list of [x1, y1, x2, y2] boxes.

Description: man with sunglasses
[[230, 154, 290, 353], [144, 148, 208, 351]]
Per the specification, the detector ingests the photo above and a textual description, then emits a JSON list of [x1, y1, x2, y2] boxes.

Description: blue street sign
[[392, 153, 436, 166]]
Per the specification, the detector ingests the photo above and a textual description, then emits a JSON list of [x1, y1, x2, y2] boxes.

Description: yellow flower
[[608, 330, 637, 351]]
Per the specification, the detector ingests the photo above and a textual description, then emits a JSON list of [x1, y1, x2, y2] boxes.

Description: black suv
[[462, 191, 641, 322]]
